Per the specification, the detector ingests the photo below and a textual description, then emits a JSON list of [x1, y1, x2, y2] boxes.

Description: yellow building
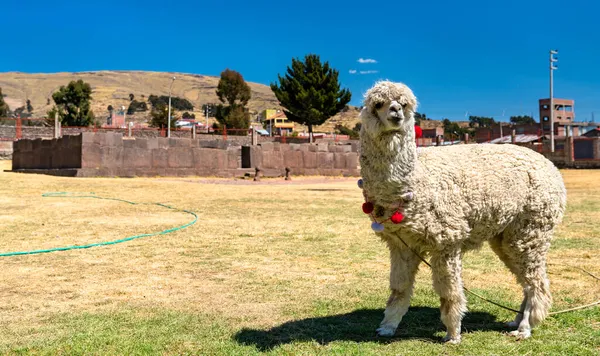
[[262, 110, 294, 135]]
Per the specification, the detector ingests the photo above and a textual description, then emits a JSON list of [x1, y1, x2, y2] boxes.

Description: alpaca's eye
[[374, 102, 384, 110]]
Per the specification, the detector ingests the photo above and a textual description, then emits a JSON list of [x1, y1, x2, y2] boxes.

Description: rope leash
[[395, 234, 600, 316], [0, 192, 197, 257]]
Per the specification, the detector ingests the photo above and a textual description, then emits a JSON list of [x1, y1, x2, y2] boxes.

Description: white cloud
[[358, 58, 377, 64], [349, 69, 357, 74], [359, 70, 379, 74]]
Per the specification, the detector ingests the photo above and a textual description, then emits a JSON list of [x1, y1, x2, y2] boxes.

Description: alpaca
[[358, 81, 567, 344]]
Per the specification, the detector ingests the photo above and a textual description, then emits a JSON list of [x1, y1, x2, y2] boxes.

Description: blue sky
[[2, 0, 599, 122]]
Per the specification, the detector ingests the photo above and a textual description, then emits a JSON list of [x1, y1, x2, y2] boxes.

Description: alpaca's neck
[[360, 132, 417, 197]]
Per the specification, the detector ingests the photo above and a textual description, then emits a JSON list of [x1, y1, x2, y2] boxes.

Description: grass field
[[0, 160, 599, 355]]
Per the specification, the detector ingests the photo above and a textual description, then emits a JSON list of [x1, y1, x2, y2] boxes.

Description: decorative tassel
[[371, 222, 385, 232], [390, 211, 405, 224]]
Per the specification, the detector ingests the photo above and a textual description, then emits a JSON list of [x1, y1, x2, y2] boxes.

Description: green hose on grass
[[0, 192, 197, 257]]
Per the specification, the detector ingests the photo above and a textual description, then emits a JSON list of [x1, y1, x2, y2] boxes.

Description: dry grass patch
[[0, 161, 598, 354]]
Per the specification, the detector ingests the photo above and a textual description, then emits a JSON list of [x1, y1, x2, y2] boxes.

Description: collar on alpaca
[[358, 124, 421, 232], [358, 178, 414, 232]]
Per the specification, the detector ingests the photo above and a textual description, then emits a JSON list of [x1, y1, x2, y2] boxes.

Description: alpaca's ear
[[407, 92, 418, 113]]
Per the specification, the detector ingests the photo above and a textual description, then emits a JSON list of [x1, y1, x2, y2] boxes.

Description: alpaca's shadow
[[234, 307, 506, 351]]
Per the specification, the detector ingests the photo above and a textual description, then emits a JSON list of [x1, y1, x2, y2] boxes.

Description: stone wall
[[10, 132, 362, 177], [12, 135, 82, 169], [249, 141, 360, 176]]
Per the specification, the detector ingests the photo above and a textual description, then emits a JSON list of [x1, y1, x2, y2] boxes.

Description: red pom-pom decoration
[[362, 202, 374, 214], [414, 125, 423, 139], [390, 211, 405, 224]]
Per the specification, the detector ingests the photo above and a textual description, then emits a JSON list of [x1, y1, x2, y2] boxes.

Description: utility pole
[[167, 76, 176, 138], [550, 50, 558, 152]]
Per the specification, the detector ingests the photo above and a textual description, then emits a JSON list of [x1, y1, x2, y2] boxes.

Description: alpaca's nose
[[389, 101, 402, 113]]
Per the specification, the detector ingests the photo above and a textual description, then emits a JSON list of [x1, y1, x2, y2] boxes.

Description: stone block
[[135, 138, 149, 149], [317, 143, 329, 152], [260, 142, 274, 151], [284, 150, 303, 168], [101, 147, 124, 168], [123, 139, 136, 149], [273, 142, 281, 151], [299, 144, 310, 152], [249, 146, 263, 168], [147, 137, 158, 150], [170, 138, 192, 148], [104, 132, 123, 147], [199, 140, 219, 149], [279, 144, 290, 152], [81, 143, 102, 168], [198, 148, 226, 170], [317, 152, 334, 169], [12, 152, 21, 169], [339, 145, 352, 153], [157, 137, 170, 149], [333, 153, 347, 169], [168, 147, 193, 168], [152, 149, 168, 169], [289, 143, 301, 151], [346, 152, 359, 168], [262, 150, 284, 169], [227, 148, 240, 169], [308, 144, 318, 152], [81, 132, 95, 145], [93, 133, 106, 145], [350, 142, 360, 152], [123, 148, 152, 168], [302, 151, 318, 168]]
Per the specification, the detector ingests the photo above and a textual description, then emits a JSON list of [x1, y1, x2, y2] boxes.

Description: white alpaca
[[359, 81, 566, 343]]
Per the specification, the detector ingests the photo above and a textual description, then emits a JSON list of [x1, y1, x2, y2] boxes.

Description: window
[[557, 116, 562, 120], [567, 117, 572, 120], [542, 104, 549, 109], [543, 116, 549, 121]]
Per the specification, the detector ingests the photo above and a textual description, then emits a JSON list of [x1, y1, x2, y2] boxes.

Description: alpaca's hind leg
[[377, 244, 421, 337], [498, 230, 553, 340], [431, 249, 467, 344], [488, 235, 527, 328]]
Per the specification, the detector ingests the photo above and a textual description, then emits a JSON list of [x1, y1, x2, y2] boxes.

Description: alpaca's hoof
[[442, 334, 461, 344], [508, 329, 531, 340], [376, 326, 397, 337]]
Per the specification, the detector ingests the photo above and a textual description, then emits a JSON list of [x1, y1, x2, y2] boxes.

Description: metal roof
[[485, 134, 542, 144]]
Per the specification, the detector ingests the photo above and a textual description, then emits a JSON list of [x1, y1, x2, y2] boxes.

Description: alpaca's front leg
[[431, 249, 467, 344], [377, 244, 421, 337]]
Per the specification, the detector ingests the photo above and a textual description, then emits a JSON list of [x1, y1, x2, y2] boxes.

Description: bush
[[127, 100, 148, 114], [148, 95, 193, 111]]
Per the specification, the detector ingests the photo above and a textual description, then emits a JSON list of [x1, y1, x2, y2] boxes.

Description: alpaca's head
[[360, 81, 418, 138]]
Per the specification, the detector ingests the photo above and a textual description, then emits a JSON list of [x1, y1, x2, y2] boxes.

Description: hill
[[0, 70, 361, 132]]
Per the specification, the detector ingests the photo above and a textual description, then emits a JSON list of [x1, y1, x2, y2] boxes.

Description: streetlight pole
[[167, 76, 176, 138], [550, 50, 558, 152]]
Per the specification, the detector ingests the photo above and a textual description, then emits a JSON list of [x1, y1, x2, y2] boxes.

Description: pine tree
[[271, 54, 351, 142]]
